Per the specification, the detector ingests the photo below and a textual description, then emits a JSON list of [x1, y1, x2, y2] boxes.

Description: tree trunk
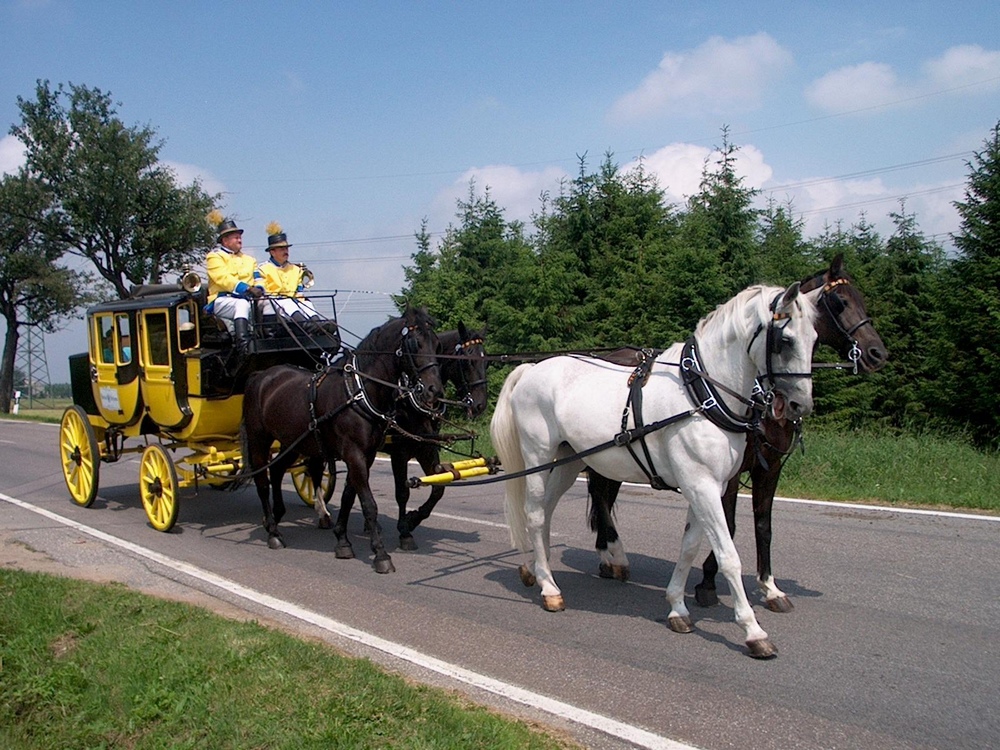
[[0, 314, 20, 414]]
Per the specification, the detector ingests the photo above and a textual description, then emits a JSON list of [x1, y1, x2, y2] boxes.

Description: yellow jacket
[[255, 259, 304, 297], [206, 247, 257, 304]]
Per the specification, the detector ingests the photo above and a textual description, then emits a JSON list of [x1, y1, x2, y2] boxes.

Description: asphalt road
[[2, 418, 999, 750]]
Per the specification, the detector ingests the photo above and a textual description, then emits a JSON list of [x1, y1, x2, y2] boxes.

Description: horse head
[[393, 307, 444, 411], [748, 282, 819, 422], [802, 254, 888, 373], [442, 322, 488, 418]]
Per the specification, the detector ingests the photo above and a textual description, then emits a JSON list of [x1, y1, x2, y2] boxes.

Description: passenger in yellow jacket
[[204, 214, 260, 352], [254, 223, 323, 323]]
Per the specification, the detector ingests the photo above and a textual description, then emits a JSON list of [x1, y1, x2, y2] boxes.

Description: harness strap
[[620, 350, 673, 490], [681, 338, 763, 434]]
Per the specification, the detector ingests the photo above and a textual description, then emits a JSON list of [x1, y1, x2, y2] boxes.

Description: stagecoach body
[[58, 276, 340, 531]]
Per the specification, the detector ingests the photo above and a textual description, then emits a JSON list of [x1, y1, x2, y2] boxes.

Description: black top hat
[[267, 232, 291, 252], [217, 218, 244, 242]]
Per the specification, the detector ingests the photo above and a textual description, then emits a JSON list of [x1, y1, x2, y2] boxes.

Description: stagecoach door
[[90, 312, 142, 426], [138, 308, 192, 431]]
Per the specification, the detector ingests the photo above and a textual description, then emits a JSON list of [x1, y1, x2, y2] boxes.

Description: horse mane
[[694, 284, 815, 343], [354, 307, 438, 362]]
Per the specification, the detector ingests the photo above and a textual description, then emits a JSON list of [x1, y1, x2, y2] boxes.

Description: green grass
[[0, 569, 576, 750], [776, 426, 999, 512], [4, 398, 72, 422]]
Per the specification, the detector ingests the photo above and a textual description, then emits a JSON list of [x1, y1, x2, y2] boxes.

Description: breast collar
[[681, 337, 763, 434]]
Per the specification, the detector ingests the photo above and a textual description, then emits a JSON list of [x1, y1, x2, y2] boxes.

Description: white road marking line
[[1, 491, 698, 750]]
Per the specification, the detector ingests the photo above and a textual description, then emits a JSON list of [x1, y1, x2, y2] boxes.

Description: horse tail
[[490, 364, 532, 552], [234, 371, 265, 490]]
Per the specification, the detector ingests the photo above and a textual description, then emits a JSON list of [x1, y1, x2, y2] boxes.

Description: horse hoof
[[398, 536, 418, 552], [267, 536, 285, 550], [335, 545, 355, 560], [318, 517, 332, 530], [373, 557, 396, 574], [599, 563, 630, 581], [765, 596, 794, 613], [694, 584, 719, 608], [518, 564, 536, 588], [747, 638, 779, 659], [542, 595, 565, 612], [668, 615, 694, 634]]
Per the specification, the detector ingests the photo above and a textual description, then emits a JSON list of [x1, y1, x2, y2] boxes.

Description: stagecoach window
[[177, 304, 197, 351], [98, 316, 115, 364], [145, 313, 170, 366], [116, 314, 132, 363]]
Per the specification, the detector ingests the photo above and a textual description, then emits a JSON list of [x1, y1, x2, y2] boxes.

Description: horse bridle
[[817, 277, 874, 374], [747, 291, 815, 402], [397, 323, 444, 417], [451, 336, 488, 412]]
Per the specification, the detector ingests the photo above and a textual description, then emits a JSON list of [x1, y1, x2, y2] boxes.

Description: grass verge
[[0, 568, 576, 750]]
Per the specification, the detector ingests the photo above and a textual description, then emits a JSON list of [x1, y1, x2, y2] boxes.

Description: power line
[[763, 152, 973, 193]]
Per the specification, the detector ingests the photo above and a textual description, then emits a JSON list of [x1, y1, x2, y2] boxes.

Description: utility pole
[[14, 321, 52, 409]]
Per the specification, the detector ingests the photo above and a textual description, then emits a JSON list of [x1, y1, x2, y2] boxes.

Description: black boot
[[233, 318, 252, 357]]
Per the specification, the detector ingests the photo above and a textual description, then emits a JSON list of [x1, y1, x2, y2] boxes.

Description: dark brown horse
[[341, 323, 489, 551], [241, 307, 443, 573], [588, 255, 887, 610]]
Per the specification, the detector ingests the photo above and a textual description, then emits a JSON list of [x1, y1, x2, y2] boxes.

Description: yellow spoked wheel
[[140, 444, 179, 532], [59, 405, 100, 507], [291, 464, 335, 507]]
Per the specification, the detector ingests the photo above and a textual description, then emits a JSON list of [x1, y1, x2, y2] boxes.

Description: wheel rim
[[140, 445, 178, 531], [60, 406, 99, 507], [291, 466, 317, 507]]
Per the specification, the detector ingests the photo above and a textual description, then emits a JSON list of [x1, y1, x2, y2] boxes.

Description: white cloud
[[609, 33, 794, 122], [430, 164, 570, 227], [161, 160, 227, 196], [623, 142, 773, 203], [805, 62, 902, 111], [806, 44, 1000, 114], [923, 44, 1000, 89], [766, 176, 962, 242], [0, 135, 26, 175]]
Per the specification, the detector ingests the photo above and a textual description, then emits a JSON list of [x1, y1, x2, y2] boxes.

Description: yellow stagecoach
[[58, 271, 339, 531]]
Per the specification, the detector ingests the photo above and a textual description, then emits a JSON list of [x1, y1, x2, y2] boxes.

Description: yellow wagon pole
[[409, 456, 501, 487]]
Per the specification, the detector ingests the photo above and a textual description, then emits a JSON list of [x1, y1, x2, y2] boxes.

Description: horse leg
[[390, 446, 417, 551], [344, 455, 394, 574], [689, 482, 776, 658], [587, 471, 630, 581], [694, 474, 739, 608], [264, 453, 298, 549], [252, 459, 283, 549], [751, 460, 792, 612], [307, 456, 333, 529], [523, 461, 578, 612], [397, 444, 444, 552], [664, 507, 705, 635], [333, 482, 357, 559]]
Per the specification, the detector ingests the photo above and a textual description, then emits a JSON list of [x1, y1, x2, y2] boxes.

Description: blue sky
[[3, 1, 999, 382]]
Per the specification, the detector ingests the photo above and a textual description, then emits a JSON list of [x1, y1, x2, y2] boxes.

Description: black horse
[[341, 323, 489, 551], [241, 307, 443, 573], [588, 255, 888, 610]]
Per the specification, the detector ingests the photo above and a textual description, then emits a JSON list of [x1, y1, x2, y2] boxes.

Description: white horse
[[490, 283, 817, 658]]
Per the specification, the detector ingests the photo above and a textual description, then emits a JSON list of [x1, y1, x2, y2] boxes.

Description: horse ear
[[830, 253, 845, 279], [778, 281, 801, 312], [458, 321, 469, 340]]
